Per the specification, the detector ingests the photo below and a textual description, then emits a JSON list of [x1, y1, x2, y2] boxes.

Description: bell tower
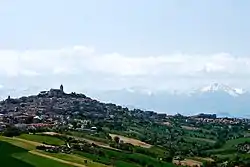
[[60, 84, 64, 93]]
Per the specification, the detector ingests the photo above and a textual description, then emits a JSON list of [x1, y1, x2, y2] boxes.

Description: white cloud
[[0, 46, 250, 90]]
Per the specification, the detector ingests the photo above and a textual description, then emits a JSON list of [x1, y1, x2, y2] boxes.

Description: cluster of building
[[190, 113, 250, 125], [0, 85, 146, 132], [0, 85, 101, 132]]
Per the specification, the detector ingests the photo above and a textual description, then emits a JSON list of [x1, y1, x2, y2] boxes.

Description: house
[[91, 126, 97, 131]]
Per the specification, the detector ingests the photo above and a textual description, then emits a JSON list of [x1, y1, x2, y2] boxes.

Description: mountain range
[[1, 83, 250, 118], [92, 83, 250, 118]]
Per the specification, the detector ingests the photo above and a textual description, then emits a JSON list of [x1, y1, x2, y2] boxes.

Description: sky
[[1, 0, 250, 94]]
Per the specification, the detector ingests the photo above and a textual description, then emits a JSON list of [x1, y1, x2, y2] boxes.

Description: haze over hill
[[0, 83, 250, 118], [92, 83, 250, 118]]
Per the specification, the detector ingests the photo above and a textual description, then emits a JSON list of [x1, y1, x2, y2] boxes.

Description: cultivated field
[[109, 134, 152, 148], [19, 134, 65, 146], [0, 140, 72, 167], [173, 159, 203, 167], [207, 137, 250, 155], [0, 135, 108, 167]]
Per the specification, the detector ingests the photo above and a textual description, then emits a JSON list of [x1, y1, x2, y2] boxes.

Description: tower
[[60, 84, 64, 93]]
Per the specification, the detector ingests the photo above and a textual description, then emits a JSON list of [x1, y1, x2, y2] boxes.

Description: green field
[[19, 134, 65, 146], [223, 137, 250, 149], [39, 151, 108, 167], [76, 147, 177, 167], [0, 135, 109, 167], [0, 141, 72, 167], [66, 131, 110, 144], [207, 137, 250, 155]]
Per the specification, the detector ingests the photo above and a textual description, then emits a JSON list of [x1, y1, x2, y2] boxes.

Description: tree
[[25, 116, 34, 124], [203, 161, 217, 167], [114, 136, 120, 144], [3, 126, 21, 137], [164, 153, 173, 162]]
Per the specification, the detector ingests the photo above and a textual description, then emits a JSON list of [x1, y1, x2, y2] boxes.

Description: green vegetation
[[207, 137, 250, 155], [76, 148, 177, 167], [13, 152, 72, 167], [72, 141, 177, 167], [38, 151, 108, 167], [0, 136, 37, 150], [2, 108, 250, 167], [223, 137, 250, 149], [3, 117, 250, 167], [19, 134, 65, 146], [0, 141, 72, 167], [0, 141, 34, 167], [66, 131, 110, 144]]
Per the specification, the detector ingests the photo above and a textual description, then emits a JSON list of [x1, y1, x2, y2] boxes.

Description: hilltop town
[[0, 85, 249, 132]]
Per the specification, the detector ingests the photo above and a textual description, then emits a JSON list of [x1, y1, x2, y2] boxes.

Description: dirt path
[[30, 150, 87, 167]]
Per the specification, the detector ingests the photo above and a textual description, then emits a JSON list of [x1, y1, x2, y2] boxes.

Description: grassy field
[[0, 141, 34, 167], [66, 131, 110, 144], [0, 141, 73, 167], [58, 131, 118, 150], [0, 136, 108, 167], [223, 137, 250, 149], [184, 130, 216, 140], [0, 136, 37, 150], [38, 150, 108, 167], [18, 134, 65, 146], [76, 146, 178, 167], [207, 137, 250, 155]]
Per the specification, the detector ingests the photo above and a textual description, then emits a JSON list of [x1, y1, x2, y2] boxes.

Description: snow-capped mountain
[[197, 83, 246, 97], [92, 83, 250, 118], [123, 87, 153, 96]]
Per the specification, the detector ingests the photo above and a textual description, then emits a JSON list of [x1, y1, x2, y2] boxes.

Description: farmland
[[19, 134, 65, 146], [207, 137, 250, 155], [0, 141, 72, 167], [2, 118, 250, 167], [39, 132, 176, 167], [109, 133, 152, 148], [0, 135, 108, 167], [0, 133, 177, 167]]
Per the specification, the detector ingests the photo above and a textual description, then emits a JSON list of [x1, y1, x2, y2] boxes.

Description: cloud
[[0, 46, 250, 90]]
